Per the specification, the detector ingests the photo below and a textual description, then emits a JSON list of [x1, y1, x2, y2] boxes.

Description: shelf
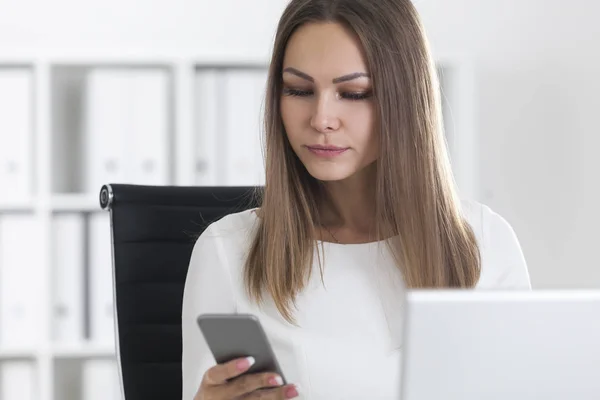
[[50, 194, 103, 212], [0, 347, 38, 360], [51, 343, 116, 359], [0, 198, 35, 212]]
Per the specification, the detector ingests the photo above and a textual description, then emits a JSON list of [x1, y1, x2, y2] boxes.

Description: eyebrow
[[282, 67, 370, 83]]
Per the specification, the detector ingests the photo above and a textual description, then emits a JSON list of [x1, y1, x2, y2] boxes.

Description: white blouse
[[181, 201, 531, 399]]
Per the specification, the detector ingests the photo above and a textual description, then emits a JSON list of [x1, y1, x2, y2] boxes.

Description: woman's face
[[280, 22, 378, 182]]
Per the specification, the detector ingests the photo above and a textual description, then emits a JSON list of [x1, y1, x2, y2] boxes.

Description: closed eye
[[342, 91, 372, 100], [282, 88, 312, 97], [282, 88, 372, 101]]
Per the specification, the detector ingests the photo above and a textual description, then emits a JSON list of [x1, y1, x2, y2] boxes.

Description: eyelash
[[282, 88, 372, 101]]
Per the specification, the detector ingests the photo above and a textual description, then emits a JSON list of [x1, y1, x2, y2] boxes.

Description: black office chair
[[100, 184, 261, 400]]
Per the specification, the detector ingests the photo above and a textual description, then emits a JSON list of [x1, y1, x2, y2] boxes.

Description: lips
[[305, 145, 349, 157], [306, 145, 348, 151]]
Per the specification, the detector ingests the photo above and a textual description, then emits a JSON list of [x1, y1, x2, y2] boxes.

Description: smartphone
[[196, 313, 287, 384]]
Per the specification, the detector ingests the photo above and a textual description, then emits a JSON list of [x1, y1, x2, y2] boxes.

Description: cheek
[[344, 104, 376, 147], [280, 97, 308, 145]]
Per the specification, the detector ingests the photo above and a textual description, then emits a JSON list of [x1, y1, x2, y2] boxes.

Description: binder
[[84, 68, 171, 193], [88, 212, 115, 345], [0, 68, 33, 200], [84, 69, 131, 194], [222, 69, 268, 186], [0, 214, 42, 346], [82, 359, 121, 400], [0, 361, 36, 400], [51, 213, 85, 343], [194, 69, 220, 185], [129, 69, 170, 186]]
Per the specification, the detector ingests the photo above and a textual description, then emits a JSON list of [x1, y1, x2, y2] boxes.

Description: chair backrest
[[100, 184, 260, 400]]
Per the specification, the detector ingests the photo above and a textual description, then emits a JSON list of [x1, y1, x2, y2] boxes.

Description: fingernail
[[236, 356, 255, 371], [268, 375, 284, 386], [285, 385, 299, 398]]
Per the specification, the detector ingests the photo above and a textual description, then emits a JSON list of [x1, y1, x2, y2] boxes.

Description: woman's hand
[[194, 357, 300, 399]]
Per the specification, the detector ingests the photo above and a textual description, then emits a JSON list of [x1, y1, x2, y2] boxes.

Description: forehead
[[283, 22, 369, 79]]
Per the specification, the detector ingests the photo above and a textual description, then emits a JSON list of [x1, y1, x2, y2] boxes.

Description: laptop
[[401, 290, 600, 400]]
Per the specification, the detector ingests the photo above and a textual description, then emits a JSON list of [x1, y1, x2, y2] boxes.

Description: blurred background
[[0, 0, 598, 399]]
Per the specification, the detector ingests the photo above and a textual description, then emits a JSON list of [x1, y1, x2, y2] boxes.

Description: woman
[[182, 0, 531, 398]]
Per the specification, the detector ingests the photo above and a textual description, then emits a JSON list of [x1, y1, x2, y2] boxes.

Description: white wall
[[415, 0, 600, 289], [1, 0, 597, 289], [0, 0, 286, 58]]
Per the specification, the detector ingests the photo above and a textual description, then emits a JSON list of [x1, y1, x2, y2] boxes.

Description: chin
[[304, 165, 355, 182]]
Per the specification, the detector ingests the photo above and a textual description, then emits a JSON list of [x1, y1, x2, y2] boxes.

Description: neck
[[319, 163, 376, 235]]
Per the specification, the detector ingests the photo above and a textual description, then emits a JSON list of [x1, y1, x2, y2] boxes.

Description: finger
[[223, 372, 285, 398], [204, 356, 256, 385], [239, 384, 300, 400]]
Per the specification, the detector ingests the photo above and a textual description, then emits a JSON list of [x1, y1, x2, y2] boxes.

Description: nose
[[310, 92, 341, 133]]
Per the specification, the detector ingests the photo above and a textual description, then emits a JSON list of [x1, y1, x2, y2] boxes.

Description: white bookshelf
[[0, 51, 271, 400], [0, 51, 476, 400]]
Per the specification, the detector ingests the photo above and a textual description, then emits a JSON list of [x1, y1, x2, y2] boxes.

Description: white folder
[[84, 68, 171, 192], [194, 69, 220, 185], [51, 213, 85, 343], [129, 69, 170, 186], [84, 69, 131, 193], [0, 68, 33, 200], [222, 69, 268, 186], [82, 359, 122, 400], [88, 212, 115, 345], [0, 361, 37, 400], [0, 214, 42, 346]]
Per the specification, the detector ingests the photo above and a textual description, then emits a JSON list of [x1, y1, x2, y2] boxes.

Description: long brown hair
[[245, 0, 481, 323]]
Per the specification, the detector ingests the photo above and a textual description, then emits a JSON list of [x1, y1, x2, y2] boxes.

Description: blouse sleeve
[[181, 224, 236, 400], [482, 205, 532, 289]]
